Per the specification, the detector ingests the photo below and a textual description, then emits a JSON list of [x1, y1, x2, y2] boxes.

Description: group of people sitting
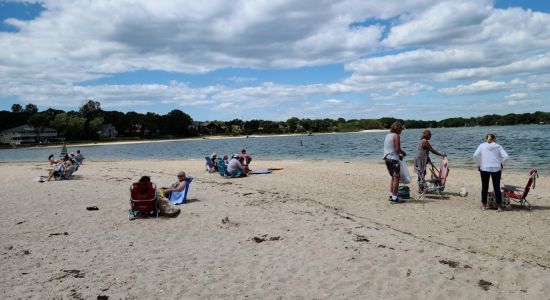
[[46, 150, 84, 181], [207, 148, 252, 177], [135, 173, 187, 217]]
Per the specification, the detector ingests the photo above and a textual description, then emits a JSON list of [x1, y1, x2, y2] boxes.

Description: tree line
[[1, 100, 549, 142]]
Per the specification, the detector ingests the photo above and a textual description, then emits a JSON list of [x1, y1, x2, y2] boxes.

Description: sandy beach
[[1, 159, 549, 299]]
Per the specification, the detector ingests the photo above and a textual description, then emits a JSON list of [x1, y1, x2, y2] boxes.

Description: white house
[[99, 123, 117, 138], [0, 125, 58, 145]]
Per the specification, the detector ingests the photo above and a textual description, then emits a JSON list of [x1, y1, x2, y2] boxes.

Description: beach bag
[[398, 185, 411, 199], [487, 191, 510, 209], [400, 160, 412, 184], [158, 194, 180, 217]]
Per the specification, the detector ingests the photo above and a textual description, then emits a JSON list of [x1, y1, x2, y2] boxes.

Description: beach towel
[[439, 156, 449, 186]]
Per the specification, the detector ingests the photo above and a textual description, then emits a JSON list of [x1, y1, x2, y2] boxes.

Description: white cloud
[[438, 80, 516, 96], [322, 99, 343, 104], [383, 0, 493, 48], [228, 76, 257, 83], [0, 0, 550, 120]]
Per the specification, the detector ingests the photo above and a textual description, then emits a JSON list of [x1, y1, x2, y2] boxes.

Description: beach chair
[[501, 168, 538, 210], [419, 156, 449, 200], [169, 177, 193, 205], [55, 163, 78, 180], [205, 156, 211, 171], [129, 181, 158, 220]]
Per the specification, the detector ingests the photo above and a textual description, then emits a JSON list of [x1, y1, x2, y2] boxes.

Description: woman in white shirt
[[473, 133, 509, 211]]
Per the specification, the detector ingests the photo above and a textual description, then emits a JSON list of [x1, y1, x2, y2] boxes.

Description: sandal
[[481, 205, 487, 210]]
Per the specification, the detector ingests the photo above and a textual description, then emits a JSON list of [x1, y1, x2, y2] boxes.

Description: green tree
[[89, 116, 105, 138], [79, 99, 102, 119], [286, 117, 299, 132], [24, 103, 38, 114], [166, 109, 193, 136], [11, 104, 22, 113], [51, 113, 86, 140]]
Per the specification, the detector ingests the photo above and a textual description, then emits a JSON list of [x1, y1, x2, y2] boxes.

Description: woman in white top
[[383, 122, 407, 203], [473, 133, 509, 211]]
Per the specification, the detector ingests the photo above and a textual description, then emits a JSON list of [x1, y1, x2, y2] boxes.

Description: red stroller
[[501, 169, 538, 210], [129, 181, 158, 220]]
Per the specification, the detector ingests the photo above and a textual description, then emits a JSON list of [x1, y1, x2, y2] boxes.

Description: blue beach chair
[[169, 177, 193, 205], [205, 156, 211, 171]]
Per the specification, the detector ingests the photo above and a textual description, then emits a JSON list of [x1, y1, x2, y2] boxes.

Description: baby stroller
[[419, 156, 449, 200], [129, 181, 158, 220], [501, 168, 538, 210]]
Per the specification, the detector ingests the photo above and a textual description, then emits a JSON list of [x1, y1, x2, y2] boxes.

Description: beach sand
[[1, 160, 549, 299]]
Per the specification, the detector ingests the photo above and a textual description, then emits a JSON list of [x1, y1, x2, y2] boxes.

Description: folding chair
[[501, 168, 538, 210]]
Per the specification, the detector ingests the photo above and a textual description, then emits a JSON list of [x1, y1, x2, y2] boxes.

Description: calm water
[[1, 124, 548, 172]]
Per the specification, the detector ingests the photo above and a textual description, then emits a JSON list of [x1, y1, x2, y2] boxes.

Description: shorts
[[385, 159, 401, 177]]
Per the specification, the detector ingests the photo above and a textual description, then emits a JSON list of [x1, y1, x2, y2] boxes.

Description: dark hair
[[241, 149, 246, 153], [139, 176, 151, 182], [76, 150, 80, 154], [48, 154, 54, 160]]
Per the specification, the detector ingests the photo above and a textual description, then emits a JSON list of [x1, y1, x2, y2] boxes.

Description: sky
[[0, 0, 549, 121]]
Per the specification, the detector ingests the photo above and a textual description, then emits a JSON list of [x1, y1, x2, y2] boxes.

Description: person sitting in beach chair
[[56, 158, 78, 180], [239, 148, 252, 171], [74, 150, 84, 165], [227, 154, 247, 177], [48, 154, 59, 167], [205, 153, 218, 173], [160, 171, 193, 204], [129, 176, 159, 219], [129, 176, 180, 219], [47, 157, 76, 181]]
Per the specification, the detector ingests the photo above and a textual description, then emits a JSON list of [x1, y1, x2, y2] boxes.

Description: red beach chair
[[129, 181, 158, 220], [501, 169, 538, 210]]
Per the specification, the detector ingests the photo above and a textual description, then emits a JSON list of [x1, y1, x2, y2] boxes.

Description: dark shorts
[[385, 159, 401, 177]]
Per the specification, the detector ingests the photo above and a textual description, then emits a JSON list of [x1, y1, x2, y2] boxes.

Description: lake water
[[1, 124, 548, 172]]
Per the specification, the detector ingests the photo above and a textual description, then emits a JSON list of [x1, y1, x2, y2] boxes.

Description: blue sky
[[1, 0, 549, 121]]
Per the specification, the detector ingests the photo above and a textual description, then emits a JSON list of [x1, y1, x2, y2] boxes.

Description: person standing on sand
[[473, 133, 509, 211], [414, 130, 445, 193], [383, 122, 406, 204]]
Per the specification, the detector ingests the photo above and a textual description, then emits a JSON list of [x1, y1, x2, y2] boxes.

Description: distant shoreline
[[13, 129, 388, 149]]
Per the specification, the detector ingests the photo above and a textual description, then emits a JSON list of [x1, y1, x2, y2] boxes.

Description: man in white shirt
[[226, 154, 247, 177]]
